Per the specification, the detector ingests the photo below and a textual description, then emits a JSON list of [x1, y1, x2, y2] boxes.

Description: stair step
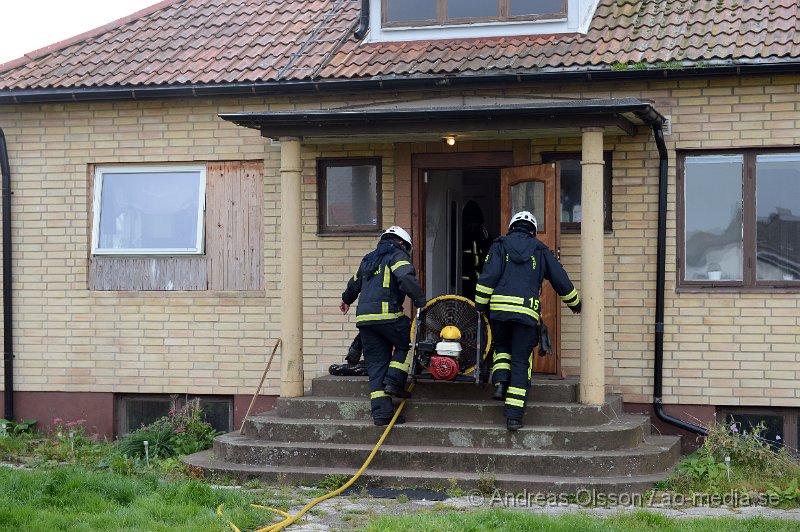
[[243, 412, 649, 451], [311, 375, 577, 403], [212, 434, 680, 477], [185, 449, 675, 495], [276, 395, 624, 426]]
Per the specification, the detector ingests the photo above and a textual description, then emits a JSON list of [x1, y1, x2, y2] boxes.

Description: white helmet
[[382, 226, 412, 248], [508, 210, 538, 231]]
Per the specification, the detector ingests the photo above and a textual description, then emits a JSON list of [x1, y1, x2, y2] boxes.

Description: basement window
[[117, 394, 233, 436], [317, 158, 382, 234], [92, 165, 206, 255], [719, 407, 798, 455]]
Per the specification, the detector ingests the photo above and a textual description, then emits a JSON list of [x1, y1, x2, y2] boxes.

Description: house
[[0, 0, 798, 453]]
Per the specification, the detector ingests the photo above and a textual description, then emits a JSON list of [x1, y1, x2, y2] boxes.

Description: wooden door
[[500, 163, 560, 375]]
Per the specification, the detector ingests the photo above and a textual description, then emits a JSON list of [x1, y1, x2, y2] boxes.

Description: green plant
[[476, 462, 496, 496], [676, 454, 728, 489], [112, 398, 221, 462], [767, 478, 800, 505], [0, 418, 36, 436], [317, 473, 349, 491]]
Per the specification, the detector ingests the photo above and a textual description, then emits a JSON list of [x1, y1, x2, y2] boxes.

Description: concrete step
[[311, 375, 577, 403], [186, 449, 675, 494], [243, 412, 649, 451], [275, 394, 624, 426], [212, 433, 680, 478]]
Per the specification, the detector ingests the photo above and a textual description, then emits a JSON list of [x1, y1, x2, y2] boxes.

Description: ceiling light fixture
[[443, 135, 456, 146]]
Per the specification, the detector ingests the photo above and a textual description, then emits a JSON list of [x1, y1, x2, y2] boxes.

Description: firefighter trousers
[[357, 316, 412, 420], [490, 320, 538, 421]]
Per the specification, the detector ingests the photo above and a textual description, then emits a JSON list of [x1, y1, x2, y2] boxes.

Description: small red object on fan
[[429, 355, 460, 381]]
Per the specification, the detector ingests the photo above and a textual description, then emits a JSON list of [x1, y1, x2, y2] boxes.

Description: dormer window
[[382, 0, 567, 28]]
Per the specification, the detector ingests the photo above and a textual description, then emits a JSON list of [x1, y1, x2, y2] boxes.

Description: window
[[117, 394, 233, 435], [318, 158, 382, 234], [719, 407, 800, 456], [541, 152, 613, 233], [92, 165, 206, 255], [382, 0, 567, 27], [678, 150, 800, 289]]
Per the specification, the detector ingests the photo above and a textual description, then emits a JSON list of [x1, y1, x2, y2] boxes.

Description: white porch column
[[279, 137, 304, 397], [580, 127, 606, 405]]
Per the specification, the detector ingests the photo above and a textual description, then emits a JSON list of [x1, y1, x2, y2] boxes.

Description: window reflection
[[511, 181, 545, 232], [756, 154, 800, 281], [684, 156, 744, 281]]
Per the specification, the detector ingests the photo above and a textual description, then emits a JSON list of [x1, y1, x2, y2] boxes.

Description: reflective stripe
[[353, 271, 358, 281], [505, 397, 525, 408], [491, 362, 511, 374], [566, 295, 581, 307], [370, 390, 389, 399], [560, 289, 578, 302], [389, 361, 409, 373], [489, 303, 540, 320], [383, 266, 390, 288], [493, 352, 511, 362], [528, 352, 533, 380], [475, 295, 490, 305], [507, 386, 527, 397], [356, 312, 404, 323], [490, 294, 525, 305], [382, 302, 388, 313], [391, 260, 411, 272], [475, 283, 494, 295]]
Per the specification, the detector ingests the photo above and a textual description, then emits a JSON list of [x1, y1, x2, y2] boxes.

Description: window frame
[[91, 165, 207, 256], [115, 394, 233, 436], [381, 0, 568, 28], [677, 148, 800, 292], [541, 151, 613, 234], [317, 157, 383, 235]]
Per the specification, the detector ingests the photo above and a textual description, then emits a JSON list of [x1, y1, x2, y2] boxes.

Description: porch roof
[[219, 96, 664, 143]]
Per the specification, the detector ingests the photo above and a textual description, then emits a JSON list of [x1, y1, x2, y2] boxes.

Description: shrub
[[113, 398, 220, 461]]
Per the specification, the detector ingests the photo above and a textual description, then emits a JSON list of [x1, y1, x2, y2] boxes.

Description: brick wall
[[0, 73, 798, 408]]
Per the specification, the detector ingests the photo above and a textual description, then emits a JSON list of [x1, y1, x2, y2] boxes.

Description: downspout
[[0, 128, 13, 421], [353, 0, 370, 39], [651, 122, 707, 436]]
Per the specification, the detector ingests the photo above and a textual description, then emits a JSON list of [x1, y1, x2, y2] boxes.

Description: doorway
[[424, 169, 501, 300], [413, 152, 562, 375]]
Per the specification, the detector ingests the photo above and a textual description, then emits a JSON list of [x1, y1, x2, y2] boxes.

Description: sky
[[0, 0, 160, 65]]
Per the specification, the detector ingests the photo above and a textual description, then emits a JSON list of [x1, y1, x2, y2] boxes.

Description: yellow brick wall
[[0, 73, 798, 408]]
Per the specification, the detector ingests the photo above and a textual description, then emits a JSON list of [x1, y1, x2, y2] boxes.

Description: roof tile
[[1, 0, 799, 91]]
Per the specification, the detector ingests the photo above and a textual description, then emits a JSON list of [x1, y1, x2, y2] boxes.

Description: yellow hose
[[219, 384, 414, 532]]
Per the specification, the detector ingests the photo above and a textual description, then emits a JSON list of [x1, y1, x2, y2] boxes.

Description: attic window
[[382, 0, 567, 27]]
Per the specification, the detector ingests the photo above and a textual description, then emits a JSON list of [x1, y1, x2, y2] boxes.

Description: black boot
[[506, 418, 523, 431], [491, 382, 508, 401], [384, 383, 412, 399], [374, 415, 406, 426]]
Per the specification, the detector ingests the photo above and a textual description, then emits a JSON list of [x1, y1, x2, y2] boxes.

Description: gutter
[[5, 61, 800, 105], [651, 122, 707, 437], [353, 0, 369, 40], [0, 128, 13, 421]]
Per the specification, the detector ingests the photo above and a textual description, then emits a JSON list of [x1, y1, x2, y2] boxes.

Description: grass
[[364, 508, 800, 532], [0, 466, 278, 532]]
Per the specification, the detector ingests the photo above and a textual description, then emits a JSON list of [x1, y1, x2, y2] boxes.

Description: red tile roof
[[1, 0, 799, 91]]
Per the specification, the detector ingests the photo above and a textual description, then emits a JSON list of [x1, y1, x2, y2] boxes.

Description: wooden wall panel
[[89, 257, 207, 290]]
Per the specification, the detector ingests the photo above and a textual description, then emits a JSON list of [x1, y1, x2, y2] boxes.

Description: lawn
[[365, 508, 800, 532]]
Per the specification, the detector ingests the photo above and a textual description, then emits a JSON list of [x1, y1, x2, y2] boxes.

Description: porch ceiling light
[[443, 135, 456, 146]]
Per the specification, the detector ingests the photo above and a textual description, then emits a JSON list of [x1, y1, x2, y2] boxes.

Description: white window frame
[[92, 165, 207, 256]]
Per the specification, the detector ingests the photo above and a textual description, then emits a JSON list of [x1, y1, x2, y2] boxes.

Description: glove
[[475, 302, 488, 313], [570, 301, 582, 314], [414, 298, 427, 309]]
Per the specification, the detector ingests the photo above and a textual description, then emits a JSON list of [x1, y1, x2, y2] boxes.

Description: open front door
[[500, 163, 560, 375]]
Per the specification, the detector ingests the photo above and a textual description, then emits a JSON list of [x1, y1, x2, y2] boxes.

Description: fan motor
[[428, 355, 460, 381]]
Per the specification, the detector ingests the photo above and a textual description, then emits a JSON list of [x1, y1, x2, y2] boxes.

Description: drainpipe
[[353, 0, 370, 39], [0, 128, 13, 421], [651, 122, 707, 436]]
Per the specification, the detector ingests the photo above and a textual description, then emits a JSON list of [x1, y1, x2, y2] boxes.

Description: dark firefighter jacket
[[474, 230, 580, 327], [342, 240, 426, 326]]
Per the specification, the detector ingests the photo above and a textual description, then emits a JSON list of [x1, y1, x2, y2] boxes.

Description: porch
[[221, 96, 666, 406]]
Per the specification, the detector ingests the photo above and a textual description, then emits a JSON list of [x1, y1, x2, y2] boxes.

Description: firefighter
[[461, 200, 493, 301], [340, 226, 426, 426], [474, 211, 581, 431]]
